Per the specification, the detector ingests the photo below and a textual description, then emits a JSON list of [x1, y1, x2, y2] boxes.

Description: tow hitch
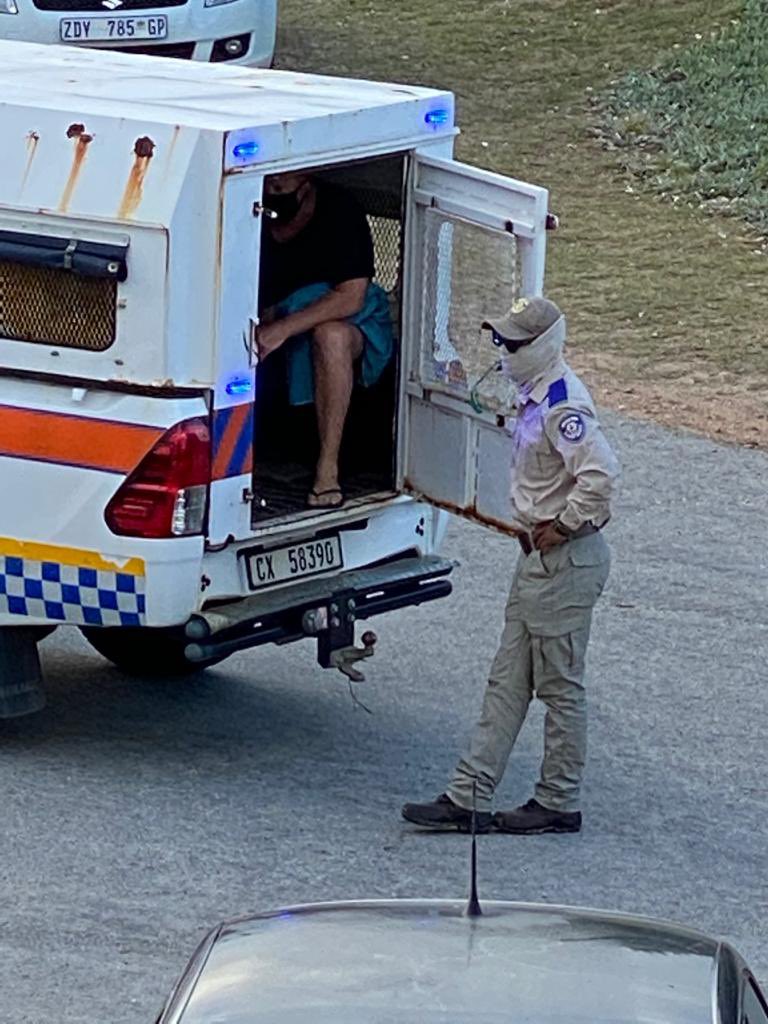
[[303, 593, 378, 682], [329, 633, 377, 682], [184, 554, 454, 672]]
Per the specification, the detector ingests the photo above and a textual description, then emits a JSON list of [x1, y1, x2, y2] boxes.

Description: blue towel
[[275, 282, 394, 407]]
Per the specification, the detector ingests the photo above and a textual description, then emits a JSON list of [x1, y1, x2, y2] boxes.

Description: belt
[[518, 522, 598, 556]]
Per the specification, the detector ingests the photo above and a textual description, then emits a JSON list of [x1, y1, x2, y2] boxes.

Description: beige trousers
[[448, 532, 610, 814]]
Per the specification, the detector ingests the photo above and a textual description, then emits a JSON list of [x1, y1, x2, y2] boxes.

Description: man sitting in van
[[256, 172, 394, 510]]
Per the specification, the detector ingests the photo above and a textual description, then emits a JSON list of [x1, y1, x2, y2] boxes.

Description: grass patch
[[275, 0, 768, 446], [599, 0, 768, 236]]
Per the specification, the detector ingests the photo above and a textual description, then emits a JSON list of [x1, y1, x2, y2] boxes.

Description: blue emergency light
[[424, 108, 450, 128], [232, 139, 260, 160], [225, 377, 253, 396]]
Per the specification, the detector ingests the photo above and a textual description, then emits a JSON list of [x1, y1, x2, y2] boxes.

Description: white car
[[155, 898, 768, 1023], [0, 0, 277, 66]]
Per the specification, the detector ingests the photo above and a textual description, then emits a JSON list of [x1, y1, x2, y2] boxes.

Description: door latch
[[252, 202, 278, 220], [248, 318, 260, 365]]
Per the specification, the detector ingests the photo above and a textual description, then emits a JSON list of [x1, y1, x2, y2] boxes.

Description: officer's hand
[[533, 520, 568, 554]]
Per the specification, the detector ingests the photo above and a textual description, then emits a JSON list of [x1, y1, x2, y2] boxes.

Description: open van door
[[399, 155, 551, 535]]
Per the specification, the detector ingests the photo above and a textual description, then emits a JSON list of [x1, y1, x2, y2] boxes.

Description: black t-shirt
[[259, 183, 375, 311]]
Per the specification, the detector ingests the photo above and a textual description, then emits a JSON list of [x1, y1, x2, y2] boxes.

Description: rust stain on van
[[160, 124, 181, 179], [401, 482, 520, 538], [58, 124, 94, 213], [19, 131, 40, 194], [166, 125, 181, 161], [117, 136, 156, 220]]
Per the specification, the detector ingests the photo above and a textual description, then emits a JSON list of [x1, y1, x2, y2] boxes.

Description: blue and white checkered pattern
[[0, 557, 146, 627]]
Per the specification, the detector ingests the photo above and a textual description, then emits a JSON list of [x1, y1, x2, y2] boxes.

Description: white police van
[[0, 41, 552, 714]]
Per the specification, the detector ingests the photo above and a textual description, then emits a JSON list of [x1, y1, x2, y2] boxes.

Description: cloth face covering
[[500, 316, 567, 387], [267, 190, 302, 221]]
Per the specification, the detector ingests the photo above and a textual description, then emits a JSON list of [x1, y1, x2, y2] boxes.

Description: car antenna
[[465, 780, 482, 918]]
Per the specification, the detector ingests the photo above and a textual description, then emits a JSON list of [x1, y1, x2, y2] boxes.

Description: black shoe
[[401, 793, 493, 833], [493, 798, 581, 835]]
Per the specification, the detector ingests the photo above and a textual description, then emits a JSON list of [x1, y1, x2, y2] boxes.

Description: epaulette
[[547, 379, 568, 407]]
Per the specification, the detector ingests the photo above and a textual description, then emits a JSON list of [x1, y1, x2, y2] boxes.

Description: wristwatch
[[552, 517, 572, 538]]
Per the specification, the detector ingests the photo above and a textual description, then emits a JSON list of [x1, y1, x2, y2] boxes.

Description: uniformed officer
[[402, 296, 620, 835]]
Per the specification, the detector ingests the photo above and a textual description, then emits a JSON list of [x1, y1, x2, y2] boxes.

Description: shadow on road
[[0, 632, 451, 787]]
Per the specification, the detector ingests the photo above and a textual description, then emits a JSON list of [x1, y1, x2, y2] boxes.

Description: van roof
[[0, 41, 450, 133], [0, 42, 454, 222]]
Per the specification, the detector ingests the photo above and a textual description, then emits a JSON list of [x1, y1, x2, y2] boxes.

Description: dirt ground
[[277, 0, 768, 449], [571, 348, 768, 448]]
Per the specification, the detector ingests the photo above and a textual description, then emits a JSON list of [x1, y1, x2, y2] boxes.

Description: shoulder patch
[[547, 379, 568, 407], [558, 412, 586, 443]]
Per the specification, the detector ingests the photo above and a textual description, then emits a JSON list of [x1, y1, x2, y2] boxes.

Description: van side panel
[[1, 122, 222, 390], [0, 377, 208, 628]]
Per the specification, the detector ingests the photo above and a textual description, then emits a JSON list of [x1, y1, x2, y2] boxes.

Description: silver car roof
[[167, 899, 722, 1023]]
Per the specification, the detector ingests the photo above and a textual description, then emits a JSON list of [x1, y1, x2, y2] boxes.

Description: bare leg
[[309, 320, 364, 506]]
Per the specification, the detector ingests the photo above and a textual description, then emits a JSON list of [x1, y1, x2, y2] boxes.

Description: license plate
[[244, 536, 344, 590], [59, 14, 168, 42]]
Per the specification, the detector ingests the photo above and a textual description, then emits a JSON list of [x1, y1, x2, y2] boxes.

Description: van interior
[[251, 153, 406, 527]]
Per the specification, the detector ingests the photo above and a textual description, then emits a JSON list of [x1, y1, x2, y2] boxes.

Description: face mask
[[266, 189, 302, 221], [499, 316, 567, 386]]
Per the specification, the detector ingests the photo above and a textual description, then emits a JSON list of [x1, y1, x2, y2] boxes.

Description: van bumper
[[183, 554, 454, 664]]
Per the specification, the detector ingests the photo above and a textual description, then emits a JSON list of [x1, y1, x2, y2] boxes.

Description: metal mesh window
[[0, 261, 117, 350], [367, 213, 402, 295], [316, 160, 404, 298], [419, 209, 520, 412]]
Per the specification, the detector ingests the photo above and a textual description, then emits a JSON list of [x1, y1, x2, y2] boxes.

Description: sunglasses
[[490, 329, 534, 354]]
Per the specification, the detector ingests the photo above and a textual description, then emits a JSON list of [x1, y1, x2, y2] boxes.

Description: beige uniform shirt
[[507, 361, 620, 533]]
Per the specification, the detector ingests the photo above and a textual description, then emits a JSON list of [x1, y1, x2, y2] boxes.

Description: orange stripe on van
[[212, 403, 253, 481], [0, 404, 165, 474]]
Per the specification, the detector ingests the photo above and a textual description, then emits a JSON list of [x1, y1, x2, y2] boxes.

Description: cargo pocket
[[518, 537, 609, 635], [568, 629, 589, 675], [566, 537, 610, 608]]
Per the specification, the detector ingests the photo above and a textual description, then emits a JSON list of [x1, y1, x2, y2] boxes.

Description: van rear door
[[399, 155, 550, 534]]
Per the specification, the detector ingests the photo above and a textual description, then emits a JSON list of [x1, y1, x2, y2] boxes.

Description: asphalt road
[[0, 411, 766, 1024]]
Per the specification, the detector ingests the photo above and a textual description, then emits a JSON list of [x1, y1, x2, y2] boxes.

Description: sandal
[[307, 487, 345, 510]]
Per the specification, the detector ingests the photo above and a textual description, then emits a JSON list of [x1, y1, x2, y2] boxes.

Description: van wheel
[[80, 626, 226, 676]]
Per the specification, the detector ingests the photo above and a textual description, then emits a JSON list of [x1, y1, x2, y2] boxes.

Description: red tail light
[[105, 417, 211, 539]]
